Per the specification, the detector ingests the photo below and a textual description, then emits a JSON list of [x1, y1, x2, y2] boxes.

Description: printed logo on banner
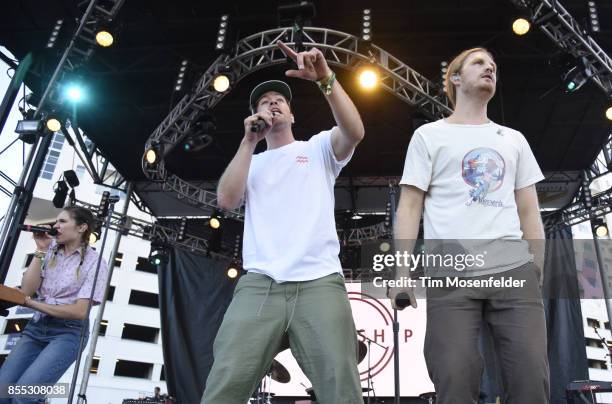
[[349, 291, 414, 380]]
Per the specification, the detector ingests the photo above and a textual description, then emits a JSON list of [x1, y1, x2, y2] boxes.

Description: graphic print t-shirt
[[400, 119, 544, 275]]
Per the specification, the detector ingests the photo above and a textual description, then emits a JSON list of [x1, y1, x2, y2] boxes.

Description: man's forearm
[[217, 139, 257, 211], [324, 78, 365, 142], [393, 208, 422, 279], [522, 211, 545, 270]]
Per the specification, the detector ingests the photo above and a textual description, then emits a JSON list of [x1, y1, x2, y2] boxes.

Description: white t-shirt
[[400, 119, 544, 275], [242, 129, 351, 282]]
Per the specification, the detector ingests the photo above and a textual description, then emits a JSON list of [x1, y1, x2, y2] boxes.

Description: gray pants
[[424, 263, 550, 404], [201, 272, 362, 404]]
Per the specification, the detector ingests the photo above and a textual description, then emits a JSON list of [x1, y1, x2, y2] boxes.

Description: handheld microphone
[[21, 225, 58, 236], [394, 292, 413, 309], [250, 118, 267, 133]]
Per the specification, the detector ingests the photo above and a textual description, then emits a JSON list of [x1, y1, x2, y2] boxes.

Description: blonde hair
[[444, 47, 495, 107]]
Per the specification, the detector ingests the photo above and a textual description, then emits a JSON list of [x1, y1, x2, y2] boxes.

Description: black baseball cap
[[249, 80, 292, 112]]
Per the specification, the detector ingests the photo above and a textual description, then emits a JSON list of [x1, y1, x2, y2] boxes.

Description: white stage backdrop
[[267, 283, 433, 397]]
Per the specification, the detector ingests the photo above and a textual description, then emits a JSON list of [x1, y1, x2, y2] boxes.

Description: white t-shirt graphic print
[[400, 119, 544, 275], [242, 129, 352, 282]]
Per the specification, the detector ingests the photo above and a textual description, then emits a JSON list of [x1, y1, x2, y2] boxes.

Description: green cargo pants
[[201, 272, 363, 404]]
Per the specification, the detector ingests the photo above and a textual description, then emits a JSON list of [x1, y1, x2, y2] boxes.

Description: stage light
[[587, 1, 600, 33], [65, 84, 84, 103], [89, 231, 99, 245], [351, 213, 363, 220], [215, 14, 230, 51], [596, 224, 608, 238], [177, 217, 187, 241], [144, 143, 163, 165], [361, 9, 372, 41], [209, 216, 221, 230], [213, 74, 231, 92], [174, 60, 188, 92], [606, 106, 612, 121], [149, 240, 169, 266], [183, 116, 215, 152], [95, 30, 114, 47], [46, 118, 61, 132], [562, 63, 591, 93], [582, 174, 593, 210], [512, 18, 530, 35], [358, 67, 379, 90], [47, 19, 64, 49], [52, 180, 69, 208]]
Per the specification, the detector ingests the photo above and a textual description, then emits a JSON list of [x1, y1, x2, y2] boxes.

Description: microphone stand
[[358, 330, 385, 404], [388, 182, 401, 404]]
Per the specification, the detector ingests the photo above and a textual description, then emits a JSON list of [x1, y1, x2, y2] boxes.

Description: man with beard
[[390, 48, 549, 403]]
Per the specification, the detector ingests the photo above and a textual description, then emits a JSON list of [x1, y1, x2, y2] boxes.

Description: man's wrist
[[316, 70, 336, 96]]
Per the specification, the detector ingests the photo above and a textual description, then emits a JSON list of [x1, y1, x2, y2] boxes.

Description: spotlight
[[89, 231, 99, 245], [52, 180, 69, 208], [63, 170, 80, 188], [64, 84, 84, 103], [562, 59, 592, 93], [144, 143, 163, 165], [361, 9, 372, 42], [606, 106, 612, 121], [227, 261, 242, 279], [215, 14, 230, 51], [213, 75, 231, 92], [358, 66, 379, 90], [177, 217, 187, 241], [46, 118, 61, 132], [582, 174, 593, 210], [46, 19, 64, 49], [512, 18, 530, 35], [593, 218, 608, 238], [440, 61, 448, 87], [209, 216, 221, 230], [15, 120, 42, 144], [174, 60, 188, 92], [587, 1, 600, 33], [183, 117, 215, 152], [149, 243, 169, 266], [95, 30, 114, 47]]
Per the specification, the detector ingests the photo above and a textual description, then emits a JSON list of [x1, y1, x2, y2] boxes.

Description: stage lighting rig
[[47, 19, 64, 49], [183, 116, 215, 153], [512, 18, 530, 36], [587, 1, 600, 33], [215, 15, 230, 51], [357, 63, 379, 90], [175, 60, 188, 92], [361, 9, 372, 42]]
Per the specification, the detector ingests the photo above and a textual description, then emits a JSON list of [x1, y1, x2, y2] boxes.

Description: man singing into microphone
[[390, 48, 549, 403], [200, 41, 364, 404]]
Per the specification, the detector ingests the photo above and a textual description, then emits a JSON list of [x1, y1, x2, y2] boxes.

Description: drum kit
[[248, 332, 438, 403]]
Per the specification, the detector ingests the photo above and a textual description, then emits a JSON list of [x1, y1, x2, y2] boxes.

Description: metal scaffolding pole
[[76, 183, 132, 403]]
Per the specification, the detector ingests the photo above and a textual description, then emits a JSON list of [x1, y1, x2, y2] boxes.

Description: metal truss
[[143, 26, 452, 216], [585, 133, 612, 181], [544, 185, 612, 232], [338, 222, 391, 245], [509, 0, 612, 95], [76, 199, 224, 259]]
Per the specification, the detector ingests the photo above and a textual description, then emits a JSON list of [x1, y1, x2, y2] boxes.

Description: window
[[588, 359, 608, 370], [135, 257, 157, 274], [128, 290, 159, 308], [75, 165, 86, 181], [114, 252, 123, 268], [121, 323, 159, 343], [39, 133, 65, 180], [114, 360, 153, 379], [587, 318, 601, 328], [586, 338, 604, 348], [107, 286, 115, 302], [3, 319, 29, 334], [99, 320, 108, 336], [90, 357, 100, 374], [160, 365, 165, 381]]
